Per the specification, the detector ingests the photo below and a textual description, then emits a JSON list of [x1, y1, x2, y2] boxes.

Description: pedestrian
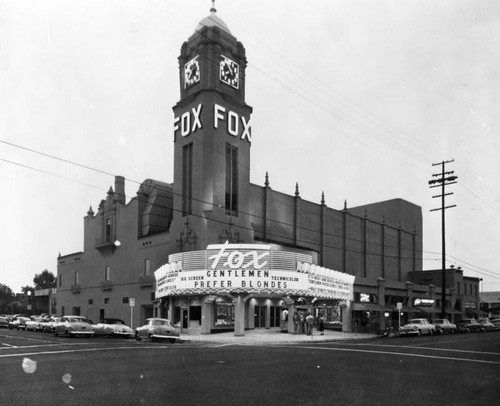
[[318, 316, 324, 335], [293, 311, 300, 334], [306, 312, 314, 335]]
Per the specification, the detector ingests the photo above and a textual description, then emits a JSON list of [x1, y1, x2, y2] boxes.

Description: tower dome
[[195, 8, 231, 34]]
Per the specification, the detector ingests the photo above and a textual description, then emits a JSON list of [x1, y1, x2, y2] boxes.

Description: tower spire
[[210, 0, 216, 13]]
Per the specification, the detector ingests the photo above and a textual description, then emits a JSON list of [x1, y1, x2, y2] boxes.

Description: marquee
[[155, 243, 354, 300]]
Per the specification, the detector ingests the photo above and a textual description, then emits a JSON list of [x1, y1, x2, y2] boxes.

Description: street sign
[[129, 298, 135, 307]]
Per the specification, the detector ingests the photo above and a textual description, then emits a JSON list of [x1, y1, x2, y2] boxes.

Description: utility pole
[[429, 160, 457, 318]]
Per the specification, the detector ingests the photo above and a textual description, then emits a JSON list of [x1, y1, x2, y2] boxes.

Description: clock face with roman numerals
[[184, 56, 200, 88], [219, 55, 239, 89]]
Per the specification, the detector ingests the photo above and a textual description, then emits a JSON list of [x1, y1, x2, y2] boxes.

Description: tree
[[0, 283, 14, 313], [33, 269, 56, 289]]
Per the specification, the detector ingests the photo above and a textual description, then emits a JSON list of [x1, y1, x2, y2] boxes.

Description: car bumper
[[399, 330, 419, 336]]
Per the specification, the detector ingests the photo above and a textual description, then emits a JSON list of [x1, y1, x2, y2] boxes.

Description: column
[[234, 294, 246, 337], [201, 300, 213, 334], [377, 277, 386, 330]]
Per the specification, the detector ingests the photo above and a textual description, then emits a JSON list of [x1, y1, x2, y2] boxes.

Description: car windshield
[[110, 320, 125, 325], [433, 319, 444, 323], [409, 320, 423, 324]]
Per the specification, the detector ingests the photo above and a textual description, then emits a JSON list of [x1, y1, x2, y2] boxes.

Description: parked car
[[456, 318, 484, 333], [399, 318, 436, 336], [490, 318, 500, 331], [42, 317, 61, 333], [7, 315, 27, 330], [432, 318, 457, 335], [9, 316, 30, 330], [53, 316, 95, 337], [0, 315, 9, 328], [135, 318, 180, 343], [25, 316, 45, 332], [93, 318, 134, 338], [478, 318, 495, 332]]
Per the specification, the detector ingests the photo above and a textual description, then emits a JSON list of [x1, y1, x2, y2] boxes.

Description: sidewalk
[[179, 329, 377, 344]]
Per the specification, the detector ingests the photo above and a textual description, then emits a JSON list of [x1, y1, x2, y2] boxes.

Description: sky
[[1, 0, 499, 294]]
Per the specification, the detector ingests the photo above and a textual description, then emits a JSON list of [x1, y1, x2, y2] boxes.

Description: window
[[122, 297, 129, 304], [225, 143, 238, 215], [74, 271, 79, 285], [189, 306, 202, 326], [104, 298, 110, 304], [215, 303, 234, 326], [182, 143, 193, 216], [59, 274, 62, 288], [104, 265, 111, 281], [88, 299, 93, 305], [72, 306, 81, 316], [105, 217, 112, 243], [144, 259, 151, 276]]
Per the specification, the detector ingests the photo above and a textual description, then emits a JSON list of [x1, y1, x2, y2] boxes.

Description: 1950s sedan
[[93, 318, 134, 338], [399, 318, 436, 336], [53, 316, 95, 337], [135, 318, 180, 343]]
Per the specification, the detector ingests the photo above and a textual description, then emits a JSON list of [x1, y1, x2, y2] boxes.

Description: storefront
[[154, 242, 355, 335]]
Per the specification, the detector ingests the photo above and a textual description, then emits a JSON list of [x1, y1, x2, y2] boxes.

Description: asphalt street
[[1, 329, 499, 405]]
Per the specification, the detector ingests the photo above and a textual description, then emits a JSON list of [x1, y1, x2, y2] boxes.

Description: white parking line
[[287, 345, 500, 365], [0, 345, 176, 359], [337, 341, 500, 357], [1, 343, 17, 348]]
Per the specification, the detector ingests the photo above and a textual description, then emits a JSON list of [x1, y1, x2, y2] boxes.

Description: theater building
[[56, 8, 434, 335]]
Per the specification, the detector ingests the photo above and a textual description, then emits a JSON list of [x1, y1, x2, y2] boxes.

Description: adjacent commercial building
[[56, 9, 480, 335]]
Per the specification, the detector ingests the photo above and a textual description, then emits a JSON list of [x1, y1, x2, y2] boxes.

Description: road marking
[[335, 341, 500, 356], [0, 345, 178, 359], [287, 345, 500, 365], [1, 343, 18, 348]]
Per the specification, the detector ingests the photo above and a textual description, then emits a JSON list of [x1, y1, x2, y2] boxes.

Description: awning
[[465, 308, 487, 316], [352, 303, 392, 312], [391, 306, 417, 313], [414, 307, 440, 314]]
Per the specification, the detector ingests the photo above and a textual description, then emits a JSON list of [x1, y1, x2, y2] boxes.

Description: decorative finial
[[295, 182, 300, 198], [210, 0, 216, 13], [87, 205, 94, 216], [321, 191, 325, 205], [343, 200, 347, 211], [265, 172, 269, 187]]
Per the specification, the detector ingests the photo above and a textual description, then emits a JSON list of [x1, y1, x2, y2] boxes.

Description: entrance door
[[254, 305, 266, 328], [182, 309, 189, 330]]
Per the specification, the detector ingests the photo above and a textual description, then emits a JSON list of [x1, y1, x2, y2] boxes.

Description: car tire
[[135, 333, 142, 341]]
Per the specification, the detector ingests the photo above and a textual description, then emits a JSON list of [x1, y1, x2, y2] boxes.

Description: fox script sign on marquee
[[155, 243, 354, 300]]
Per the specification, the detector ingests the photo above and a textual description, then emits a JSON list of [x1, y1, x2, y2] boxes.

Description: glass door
[[254, 305, 266, 328]]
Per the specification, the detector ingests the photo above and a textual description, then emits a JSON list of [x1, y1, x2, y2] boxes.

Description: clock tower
[[171, 7, 254, 251]]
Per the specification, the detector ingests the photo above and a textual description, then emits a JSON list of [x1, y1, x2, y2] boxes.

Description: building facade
[[56, 9, 452, 335]]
